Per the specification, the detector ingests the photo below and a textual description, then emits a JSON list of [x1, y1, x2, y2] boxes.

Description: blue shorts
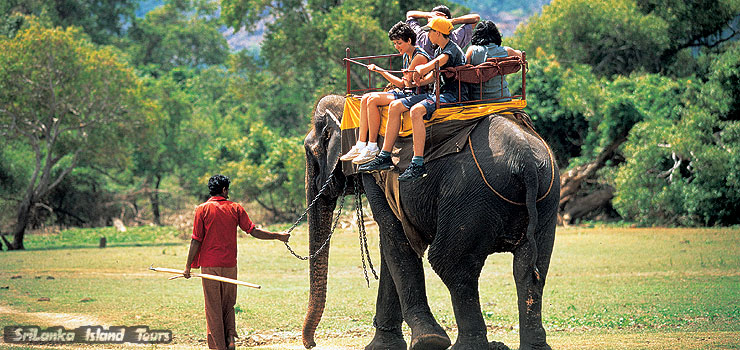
[[399, 92, 458, 120], [388, 89, 415, 100]]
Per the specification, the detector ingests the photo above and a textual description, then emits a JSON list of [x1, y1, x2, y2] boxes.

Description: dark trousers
[[201, 266, 238, 350]]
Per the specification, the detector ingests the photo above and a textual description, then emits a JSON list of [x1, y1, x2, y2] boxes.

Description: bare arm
[[405, 54, 431, 87], [406, 10, 434, 19], [368, 64, 404, 88], [451, 13, 480, 25], [183, 239, 202, 278], [415, 54, 450, 77], [413, 54, 450, 86], [465, 46, 474, 63], [250, 227, 290, 242], [505, 47, 522, 58]]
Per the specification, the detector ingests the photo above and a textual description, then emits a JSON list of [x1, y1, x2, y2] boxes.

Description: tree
[[0, 18, 143, 249], [218, 120, 307, 221], [514, 0, 740, 76], [133, 71, 194, 225], [0, 0, 138, 44], [127, 0, 229, 76], [221, 0, 461, 101], [514, 0, 670, 76], [613, 43, 740, 225], [511, 0, 740, 224], [634, 0, 740, 65]]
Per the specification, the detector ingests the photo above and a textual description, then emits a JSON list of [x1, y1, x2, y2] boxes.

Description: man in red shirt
[[184, 174, 290, 350]]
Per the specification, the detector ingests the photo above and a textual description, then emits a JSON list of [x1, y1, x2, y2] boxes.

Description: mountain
[[452, 0, 551, 37]]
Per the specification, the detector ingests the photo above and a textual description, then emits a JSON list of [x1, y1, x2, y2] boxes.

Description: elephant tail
[[524, 160, 542, 285]]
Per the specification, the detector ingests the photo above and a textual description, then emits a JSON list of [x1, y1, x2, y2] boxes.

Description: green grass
[[17, 226, 184, 250], [0, 225, 738, 349]]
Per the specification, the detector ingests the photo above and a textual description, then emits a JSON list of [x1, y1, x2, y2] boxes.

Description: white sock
[[366, 142, 379, 150], [356, 141, 367, 149]]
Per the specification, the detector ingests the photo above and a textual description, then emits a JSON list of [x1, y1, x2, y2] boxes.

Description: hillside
[[454, 0, 551, 36]]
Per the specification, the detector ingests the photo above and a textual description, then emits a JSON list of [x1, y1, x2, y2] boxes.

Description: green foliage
[[223, 0, 462, 101], [514, 0, 740, 77], [0, 17, 145, 240], [0, 17, 143, 169], [3, 0, 738, 230], [515, 0, 669, 76], [509, 51, 593, 167], [215, 120, 306, 221], [134, 71, 194, 182], [227, 51, 316, 133], [634, 0, 740, 51], [0, 0, 138, 45], [703, 41, 740, 119], [613, 71, 740, 226], [127, 0, 228, 75]]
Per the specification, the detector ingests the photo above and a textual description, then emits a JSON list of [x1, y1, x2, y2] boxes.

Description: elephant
[[302, 94, 559, 350]]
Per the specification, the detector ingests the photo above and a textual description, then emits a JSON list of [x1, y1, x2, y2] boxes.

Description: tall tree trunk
[[559, 136, 625, 223], [150, 175, 162, 226], [561, 186, 615, 224], [10, 197, 32, 250]]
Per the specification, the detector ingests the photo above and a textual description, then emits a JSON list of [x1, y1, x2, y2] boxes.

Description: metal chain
[[355, 180, 378, 286], [284, 173, 335, 235], [282, 171, 377, 289], [283, 173, 346, 260]]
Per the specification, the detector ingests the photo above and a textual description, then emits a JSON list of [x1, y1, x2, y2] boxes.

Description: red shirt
[[191, 196, 255, 268]]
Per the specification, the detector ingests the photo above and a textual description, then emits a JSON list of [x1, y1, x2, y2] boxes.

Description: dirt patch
[[0, 305, 103, 328]]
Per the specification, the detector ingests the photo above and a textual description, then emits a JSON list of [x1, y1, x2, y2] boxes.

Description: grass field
[[0, 223, 738, 349]]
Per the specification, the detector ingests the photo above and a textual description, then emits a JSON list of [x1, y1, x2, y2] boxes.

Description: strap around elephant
[[468, 114, 555, 205]]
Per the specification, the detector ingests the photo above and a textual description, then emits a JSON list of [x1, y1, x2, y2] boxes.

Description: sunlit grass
[[0, 225, 738, 349]]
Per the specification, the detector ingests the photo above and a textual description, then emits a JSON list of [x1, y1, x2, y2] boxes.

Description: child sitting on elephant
[[340, 21, 431, 165], [465, 20, 521, 103], [359, 17, 468, 181]]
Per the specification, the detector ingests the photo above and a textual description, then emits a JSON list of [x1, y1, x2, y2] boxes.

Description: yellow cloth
[[340, 95, 527, 137]]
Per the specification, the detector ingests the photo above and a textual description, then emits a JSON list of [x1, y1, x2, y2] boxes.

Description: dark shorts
[[399, 92, 458, 120], [389, 89, 415, 100]]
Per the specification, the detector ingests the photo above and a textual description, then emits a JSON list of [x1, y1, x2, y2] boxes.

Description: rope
[[469, 113, 556, 205], [344, 57, 405, 74]]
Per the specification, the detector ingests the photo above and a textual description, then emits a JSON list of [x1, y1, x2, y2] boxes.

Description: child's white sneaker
[[352, 147, 380, 164], [340, 145, 364, 161]]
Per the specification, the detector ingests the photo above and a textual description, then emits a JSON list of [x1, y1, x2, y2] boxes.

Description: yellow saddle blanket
[[340, 95, 527, 137]]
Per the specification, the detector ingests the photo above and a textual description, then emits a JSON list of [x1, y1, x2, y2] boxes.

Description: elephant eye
[[321, 125, 333, 141]]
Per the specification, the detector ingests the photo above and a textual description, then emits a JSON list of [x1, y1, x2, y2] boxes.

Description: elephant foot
[[450, 332, 488, 350], [410, 333, 452, 350], [488, 340, 510, 350], [518, 343, 551, 350], [365, 329, 406, 350], [409, 321, 450, 350]]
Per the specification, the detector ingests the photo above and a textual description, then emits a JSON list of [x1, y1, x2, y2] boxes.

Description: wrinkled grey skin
[[302, 95, 559, 350]]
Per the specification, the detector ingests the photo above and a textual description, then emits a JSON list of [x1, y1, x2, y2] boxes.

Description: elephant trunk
[[302, 169, 337, 348]]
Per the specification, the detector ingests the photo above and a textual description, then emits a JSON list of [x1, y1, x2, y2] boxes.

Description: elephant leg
[[512, 220, 555, 350], [362, 174, 450, 350], [365, 254, 406, 350], [429, 249, 489, 350]]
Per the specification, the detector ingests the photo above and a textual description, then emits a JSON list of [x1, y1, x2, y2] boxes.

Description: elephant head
[[301, 94, 348, 348]]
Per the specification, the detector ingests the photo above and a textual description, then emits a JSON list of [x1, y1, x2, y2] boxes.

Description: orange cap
[[421, 17, 453, 35]]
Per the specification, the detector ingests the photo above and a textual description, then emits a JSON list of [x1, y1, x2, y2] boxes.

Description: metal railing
[[343, 47, 528, 109]]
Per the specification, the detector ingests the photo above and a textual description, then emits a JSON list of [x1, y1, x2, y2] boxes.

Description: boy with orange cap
[[359, 17, 468, 181]]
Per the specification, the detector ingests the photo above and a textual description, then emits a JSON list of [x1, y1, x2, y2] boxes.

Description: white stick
[[149, 265, 261, 289]]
